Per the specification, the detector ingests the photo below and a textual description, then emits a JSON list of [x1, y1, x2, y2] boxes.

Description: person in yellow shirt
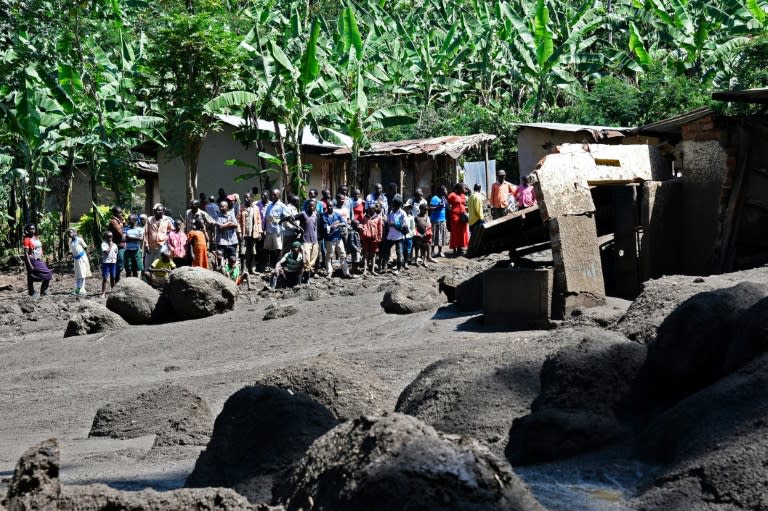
[[468, 183, 485, 237], [143, 251, 176, 288]]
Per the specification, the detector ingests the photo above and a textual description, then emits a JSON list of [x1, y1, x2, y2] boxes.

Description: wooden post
[[484, 141, 491, 194]]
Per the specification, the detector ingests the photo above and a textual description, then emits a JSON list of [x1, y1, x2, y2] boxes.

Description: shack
[[329, 134, 496, 197], [472, 90, 768, 325]]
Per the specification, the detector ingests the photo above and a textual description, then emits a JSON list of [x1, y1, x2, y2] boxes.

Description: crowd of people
[[21, 170, 536, 297]]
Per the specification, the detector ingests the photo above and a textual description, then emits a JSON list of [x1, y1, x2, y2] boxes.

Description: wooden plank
[[719, 125, 752, 272]]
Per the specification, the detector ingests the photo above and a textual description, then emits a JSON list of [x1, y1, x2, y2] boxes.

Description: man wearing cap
[[238, 193, 263, 274], [264, 188, 287, 268], [490, 170, 517, 219], [275, 240, 304, 288], [143, 204, 173, 269], [184, 199, 214, 234], [108, 206, 126, 283]]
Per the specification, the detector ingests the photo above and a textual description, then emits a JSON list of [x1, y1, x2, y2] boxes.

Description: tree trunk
[[183, 136, 204, 207], [351, 140, 360, 191], [60, 149, 76, 261], [273, 120, 291, 197], [89, 151, 101, 245]]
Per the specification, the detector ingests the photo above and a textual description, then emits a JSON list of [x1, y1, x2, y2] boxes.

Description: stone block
[[483, 267, 553, 327], [549, 215, 606, 318], [532, 152, 595, 220]]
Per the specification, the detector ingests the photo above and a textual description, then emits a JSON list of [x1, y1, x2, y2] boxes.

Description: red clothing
[[447, 192, 468, 249], [361, 214, 383, 253], [188, 230, 209, 268], [490, 181, 516, 209], [352, 200, 365, 223]]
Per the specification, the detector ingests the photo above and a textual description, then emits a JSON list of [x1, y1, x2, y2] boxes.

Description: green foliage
[[76, 205, 111, 248]]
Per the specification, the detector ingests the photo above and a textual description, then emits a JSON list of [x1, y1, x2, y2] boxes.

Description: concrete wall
[[70, 168, 150, 222], [517, 127, 661, 180], [483, 267, 553, 328], [639, 179, 683, 280], [676, 116, 730, 275]]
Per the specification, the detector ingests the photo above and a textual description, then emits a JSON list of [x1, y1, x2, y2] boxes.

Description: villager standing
[[281, 194, 301, 253], [123, 214, 144, 277], [515, 175, 538, 209], [366, 183, 388, 215], [468, 183, 485, 237], [22, 224, 53, 297], [447, 183, 469, 255], [361, 204, 383, 275], [188, 219, 209, 269], [108, 206, 126, 283], [184, 199, 214, 233], [429, 185, 449, 257], [167, 220, 188, 267], [238, 193, 263, 274], [350, 188, 366, 222], [100, 231, 118, 297], [143, 204, 173, 269], [264, 189, 287, 268], [293, 198, 320, 282], [490, 169, 517, 219], [383, 195, 407, 274], [323, 200, 353, 278], [414, 203, 434, 265], [214, 200, 240, 261], [68, 228, 91, 296]]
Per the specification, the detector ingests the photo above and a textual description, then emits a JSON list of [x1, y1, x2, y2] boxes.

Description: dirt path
[[0, 257, 547, 492]]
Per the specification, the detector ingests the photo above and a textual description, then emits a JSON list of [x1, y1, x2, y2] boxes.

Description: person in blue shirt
[[429, 185, 449, 258], [322, 198, 354, 278], [381, 195, 407, 274]]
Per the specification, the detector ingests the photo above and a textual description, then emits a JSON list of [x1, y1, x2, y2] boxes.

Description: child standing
[[360, 205, 383, 275], [100, 231, 118, 297], [68, 228, 91, 295], [402, 203, 416, 269], [414, 203, 434, 266], [347, 220, 363, 274]]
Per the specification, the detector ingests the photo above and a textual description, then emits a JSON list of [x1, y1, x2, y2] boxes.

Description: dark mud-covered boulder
[[166, 266, 238, 319], [395, 352, 541, 456], [106, 278, 159, 324], [613, 275, 723, 344], [276, 413, 546, 511], [633, 353, 768, 511], [506, 328, 645, 465], [455, 272, 484, 311], [186, 385, 339, 503], [59, 485, 270, 511], [642, 282, 768, 410], [256, 353, 395, 420], [381, 284, 440, 314], [89, 384, 213, 447], [64, 301, 128, 338], [1, 438, 61, 511], [724, 296, 768, 373]]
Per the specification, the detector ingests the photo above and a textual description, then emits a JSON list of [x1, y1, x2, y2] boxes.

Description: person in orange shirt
[[489, 169, 517, 219]]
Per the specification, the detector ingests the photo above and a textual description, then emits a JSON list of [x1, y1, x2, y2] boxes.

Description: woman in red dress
[[447, 183, 469, 255]]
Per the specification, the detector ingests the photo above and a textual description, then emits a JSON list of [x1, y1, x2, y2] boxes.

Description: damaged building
[[471, 89, 768, 326]]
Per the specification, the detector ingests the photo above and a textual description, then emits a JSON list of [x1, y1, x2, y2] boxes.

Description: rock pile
[[89, 384, 213, 447]]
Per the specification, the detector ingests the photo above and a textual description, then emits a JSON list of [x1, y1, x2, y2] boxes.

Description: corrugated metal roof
[[637, 106, 713, 136], [331, 134, 496, 159], [516, 122, 633, 132], [712, 87, 768, 105], [215, 114, 353, 149]]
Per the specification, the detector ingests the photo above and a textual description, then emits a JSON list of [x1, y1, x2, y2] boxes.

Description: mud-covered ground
[[0, 255, 556, 492]]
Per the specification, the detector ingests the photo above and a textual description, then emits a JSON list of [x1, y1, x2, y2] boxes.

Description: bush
[[77, 205, 111, 248]]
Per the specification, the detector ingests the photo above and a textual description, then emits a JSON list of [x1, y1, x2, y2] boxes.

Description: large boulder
[[2, 438, 61, 511], [64, 301, 128, 338], [632, 353, 768, 510], [166, 266, 238, 319], [276, 413, 546, 511], [395, 351, 541, 457], [186, 385, 339, 504], [506, 328, 646, 465], [724, 296, 768, 373], [641, 282, 768, 410], [381, 284, 440, 314], [88, 384, 213, 447], [256, 353, 396, 420], [106, 278, 160, 325]]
